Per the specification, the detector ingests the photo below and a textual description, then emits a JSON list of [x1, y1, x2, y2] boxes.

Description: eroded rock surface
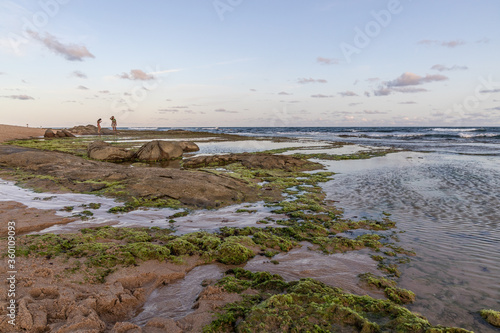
[[88, 141, 134, 161], [184, 152, 318, 171], [0, 145, 260, 208]]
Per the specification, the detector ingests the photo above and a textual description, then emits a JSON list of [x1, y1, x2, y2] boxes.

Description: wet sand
[[0, 124, 45, 143]]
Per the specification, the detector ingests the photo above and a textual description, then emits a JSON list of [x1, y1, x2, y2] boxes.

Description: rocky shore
[[0, 126, 476, 332]]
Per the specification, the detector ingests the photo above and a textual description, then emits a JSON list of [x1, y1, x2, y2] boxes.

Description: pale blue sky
[[1, 0, 499, 127]]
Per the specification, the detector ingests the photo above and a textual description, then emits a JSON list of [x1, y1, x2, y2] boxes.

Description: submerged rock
[[134, 140, 184, 161], [87, 141, 133, 161]]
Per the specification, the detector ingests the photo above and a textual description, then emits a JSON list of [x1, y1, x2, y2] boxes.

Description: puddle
[[130, 264, 226, 325], [0, 179, 287, 235], [244, 242, 379, 296], [194, 140, 327, 155]]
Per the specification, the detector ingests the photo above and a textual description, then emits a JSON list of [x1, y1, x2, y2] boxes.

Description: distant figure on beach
[[110, 116, 117, 133], [97, 118, 102, 136]]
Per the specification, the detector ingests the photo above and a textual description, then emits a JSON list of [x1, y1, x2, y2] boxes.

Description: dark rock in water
[[135, 140, 184, 161], [178, 141, 200, 152], [184, 153, 319, 171], [0, 145, 260, 208], [87, 141, 133, 161], [44, 129, 55, 138]]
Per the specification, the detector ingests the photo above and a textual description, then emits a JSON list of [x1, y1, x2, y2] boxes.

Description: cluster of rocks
[[44, 125, 115, 138], [87, 140, 200, 162], [43, 129, 76, 138]]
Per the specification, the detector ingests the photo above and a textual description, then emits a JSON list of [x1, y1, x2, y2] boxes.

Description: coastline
[[0, 124, 489, 332]]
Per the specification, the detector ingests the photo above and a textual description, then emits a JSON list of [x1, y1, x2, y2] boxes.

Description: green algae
[[290, 148, 402, 161], [480, 309, 500, 327], [359, 273, 415, 305], [204, 268, 471, 333], [217, 242, 255, 265]]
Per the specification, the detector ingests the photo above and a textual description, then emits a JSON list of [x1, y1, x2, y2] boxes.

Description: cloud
[[393, 87, 428, 93], [27, 30, 95, 61], [476, 38, 490, 44], [418, 39, 465, 48], [366, 77, 380, 82], [387, 72, 448, 87], [399, 101, 417, 104], [3, 94, 34, 100], [158, 109, 179, 113], [338, 90, 358, 97], [373, 87, 392, 96], [77, 85, 89, 90], [280, 100, 301, 103], [0, 72, 5, 75], [99, 90, 110, 94], [70, 70, 87, 78], [480, 89, 500, 94], [278, 91, 292, 95], [311, 94, 334, 98], [214, 108, 238, 113], [297, 77, 327, 84], [486, 106, 500, 111], [431, 64, 468, 72], [317, 57, 339, 65], [250, 89, 256, 92], [364, 110, 386, 114], [349, 102, 362, 107], [119, 69, 155, 81], [364, 91, 371, 97]]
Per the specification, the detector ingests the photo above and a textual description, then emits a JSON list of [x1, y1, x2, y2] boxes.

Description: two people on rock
[[96, 116, 117, 135]]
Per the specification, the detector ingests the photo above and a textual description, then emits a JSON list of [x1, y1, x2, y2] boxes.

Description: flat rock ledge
[[183, 152, 320, 171], [0, 145, 256, 209]]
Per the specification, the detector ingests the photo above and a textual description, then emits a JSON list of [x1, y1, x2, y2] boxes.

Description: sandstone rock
[[144, 318, 182, 333], [183, 152, 318, 171], [68, 124, 98, 135], [62, 129, 76, 138], [178, 141, 200, 152], [135, 140, 184, 161], [44, 129, 55, 138], [87, 141, 133, 161], [112, 322, 142, 333]]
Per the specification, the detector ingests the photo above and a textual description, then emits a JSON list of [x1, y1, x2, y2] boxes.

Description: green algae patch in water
[[204, 268, 473, 333], [480, 309, 500, 327]]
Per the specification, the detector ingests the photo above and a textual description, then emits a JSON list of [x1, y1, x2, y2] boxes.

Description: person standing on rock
[[97, 118, 102, 136], [110, 116, 117, 134]]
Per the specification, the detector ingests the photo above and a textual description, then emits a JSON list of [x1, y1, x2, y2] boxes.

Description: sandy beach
[[0, 125, 45, 143]]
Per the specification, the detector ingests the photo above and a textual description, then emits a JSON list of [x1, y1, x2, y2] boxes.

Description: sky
[[1, 0, 500, 128]]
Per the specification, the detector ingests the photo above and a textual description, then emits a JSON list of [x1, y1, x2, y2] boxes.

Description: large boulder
[[135, 140, 184, 161], [179, 141, 200, 152], [87, 141, 133, 161], [44, 129, 55, 138]]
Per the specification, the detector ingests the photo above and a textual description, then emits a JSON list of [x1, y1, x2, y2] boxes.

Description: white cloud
[[28, 30, 95, 61], [317, 57, 340, 65], [338, 91, 358, 97], [2, 94, 34, 100], [431, 64, 468, 72], [119, 69, 155, 81], [418, 39, 465, 48], [297, 77, 327, 84]]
